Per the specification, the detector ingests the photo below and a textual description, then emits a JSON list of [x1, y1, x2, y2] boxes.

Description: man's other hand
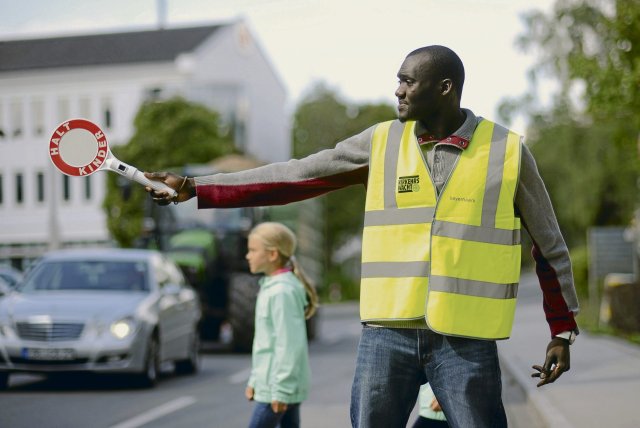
[[531, 337, 570, 387]]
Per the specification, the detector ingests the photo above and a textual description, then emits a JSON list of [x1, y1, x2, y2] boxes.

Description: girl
[[244, 222, 319, 428]]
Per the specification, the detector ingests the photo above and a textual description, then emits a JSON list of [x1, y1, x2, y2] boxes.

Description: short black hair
[[407, 45, 465, 94]]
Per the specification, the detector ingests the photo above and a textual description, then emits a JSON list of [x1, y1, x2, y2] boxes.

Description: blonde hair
[[249, 222, 319, 319]]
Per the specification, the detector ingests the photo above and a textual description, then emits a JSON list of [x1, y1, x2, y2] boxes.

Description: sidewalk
[[499, 271, 640, 428]]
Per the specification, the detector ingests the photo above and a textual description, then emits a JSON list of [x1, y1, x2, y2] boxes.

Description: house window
[[36, 172, 45, 202], [79, 97, 91, 120], [0, 102, 5, 140], [57, 97, 70, 123], [146, 87, 162, 101], [84, 175, 92, 200], [15, 173, 23, 204], [62, 175, 71, 201], [10, 99, 23, 138], [31, 98, 45, 136], [102, 97, 113, 129]]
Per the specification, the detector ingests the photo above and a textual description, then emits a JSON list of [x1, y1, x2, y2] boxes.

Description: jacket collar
[[259, 268, 293, 288], [415, 108, 478, 150]]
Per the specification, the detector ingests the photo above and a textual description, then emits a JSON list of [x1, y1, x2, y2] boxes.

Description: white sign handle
[[105, 159, 177, 197]]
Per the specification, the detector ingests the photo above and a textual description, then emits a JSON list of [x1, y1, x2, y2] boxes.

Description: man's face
[[395, 54, 443, 123]]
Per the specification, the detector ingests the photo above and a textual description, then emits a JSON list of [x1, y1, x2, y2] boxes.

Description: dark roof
[[0, 25, 225, 72]]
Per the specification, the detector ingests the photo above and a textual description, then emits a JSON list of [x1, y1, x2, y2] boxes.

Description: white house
[[0, 19, 290, 267]]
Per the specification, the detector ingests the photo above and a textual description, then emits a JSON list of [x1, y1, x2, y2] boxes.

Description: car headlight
[[110, 318, 137, 340], [0, 324, 16, 339], [0, 321, 16, 339]]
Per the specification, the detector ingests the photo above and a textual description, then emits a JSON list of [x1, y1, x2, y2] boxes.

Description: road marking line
[[228, 367, 251, 384], [109, 396, 197, 428]]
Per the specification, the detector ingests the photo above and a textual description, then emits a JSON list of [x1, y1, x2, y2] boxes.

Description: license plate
[[22, 347, 75, 360]]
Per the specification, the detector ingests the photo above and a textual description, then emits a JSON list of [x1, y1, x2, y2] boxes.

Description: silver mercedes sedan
[[0, 248, 201, 389]]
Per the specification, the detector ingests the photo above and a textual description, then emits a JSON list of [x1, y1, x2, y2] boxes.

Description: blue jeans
[[350, 326, 506, 428], [248, 402, 301, 428]]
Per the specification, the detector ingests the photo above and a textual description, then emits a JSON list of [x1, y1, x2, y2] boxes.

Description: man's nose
[[395, 85, 405, 98]]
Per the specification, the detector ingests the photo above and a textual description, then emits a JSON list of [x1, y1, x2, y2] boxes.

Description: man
[[146, 45, 579, 428]]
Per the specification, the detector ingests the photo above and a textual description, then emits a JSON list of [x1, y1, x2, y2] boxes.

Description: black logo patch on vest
[[397, 175, 420, 193]]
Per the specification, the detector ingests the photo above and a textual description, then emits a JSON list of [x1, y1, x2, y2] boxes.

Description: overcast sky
[[0, 0, 555, 133]]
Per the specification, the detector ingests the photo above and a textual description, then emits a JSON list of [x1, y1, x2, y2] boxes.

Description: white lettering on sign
[[98, 139, 107, 148], [95, 131, 104, 140], [56, 122, 71, 137], [50, 147, 59, 156], [79, 166, 87, 175]]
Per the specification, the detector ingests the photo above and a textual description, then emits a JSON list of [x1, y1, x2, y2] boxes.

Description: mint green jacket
[[418, 383, 447, 421], [248, 271, 310, 404]]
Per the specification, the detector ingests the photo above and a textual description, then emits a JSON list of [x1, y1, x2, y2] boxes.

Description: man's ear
[[440, 78, 453, 95]]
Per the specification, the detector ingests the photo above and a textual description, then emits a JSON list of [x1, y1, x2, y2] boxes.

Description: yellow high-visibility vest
[[360, 119, 522, 340]]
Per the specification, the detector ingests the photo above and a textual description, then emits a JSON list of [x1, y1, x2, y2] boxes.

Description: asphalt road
[[1, 303, 543, 428]]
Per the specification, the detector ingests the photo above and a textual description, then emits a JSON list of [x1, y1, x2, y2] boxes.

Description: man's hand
[[245, 386, 254, 401], [144, 172, 195, 205], [531, 337, 571, 387], [271, 400, 288, 414]]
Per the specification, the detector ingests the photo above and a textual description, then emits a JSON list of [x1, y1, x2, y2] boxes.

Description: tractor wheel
[[306, 306, 320, 341], [228, 273, 259, 352]]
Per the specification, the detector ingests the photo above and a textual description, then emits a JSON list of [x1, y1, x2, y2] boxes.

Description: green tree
[[498, 0, 640, 247], [104, 97, 234, 247], [293, 83, 396, 296]]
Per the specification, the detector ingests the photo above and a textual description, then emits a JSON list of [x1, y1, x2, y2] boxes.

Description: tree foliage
[[292, 83, 396, 291], [104, 97, 234, 247], [499, 0, 640, 247]]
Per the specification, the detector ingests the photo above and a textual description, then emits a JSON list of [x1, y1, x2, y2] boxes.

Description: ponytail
[[290, 256, 319, 319]]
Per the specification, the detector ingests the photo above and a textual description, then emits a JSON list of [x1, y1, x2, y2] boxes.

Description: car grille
[[9, 357, 89, 365], [16, 322, 85, 342]]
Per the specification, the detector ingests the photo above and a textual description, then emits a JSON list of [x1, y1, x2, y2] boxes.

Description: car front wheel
[[136, 335, 160, 388], [175, 331, 200, 375]]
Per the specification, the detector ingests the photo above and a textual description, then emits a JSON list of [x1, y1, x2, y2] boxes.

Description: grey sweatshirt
[[195, 109, 579, 336]]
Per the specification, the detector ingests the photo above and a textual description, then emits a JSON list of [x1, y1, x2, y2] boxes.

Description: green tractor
[[162, 162, 324, 352]]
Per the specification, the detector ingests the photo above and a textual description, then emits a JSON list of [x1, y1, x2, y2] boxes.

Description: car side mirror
[[162, 283, 181, 296]]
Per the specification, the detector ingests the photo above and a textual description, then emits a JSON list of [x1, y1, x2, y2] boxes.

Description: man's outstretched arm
[[145, 126, 374, 208]]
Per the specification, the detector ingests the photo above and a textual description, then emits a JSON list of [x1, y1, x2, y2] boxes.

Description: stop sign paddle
[[48, 119, 176, 198]]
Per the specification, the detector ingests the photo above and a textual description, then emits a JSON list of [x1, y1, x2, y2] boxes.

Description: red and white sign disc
[[49, 119, 109, 177]]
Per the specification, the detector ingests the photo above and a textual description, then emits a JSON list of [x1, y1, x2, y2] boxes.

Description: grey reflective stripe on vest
[[383, 120, 405, 209], [364, 207, 435, 226], [361, 261, 430, 278], [432, 220, 521, 245], [430, 275, 518, 299], [481, 124, 509, 227]]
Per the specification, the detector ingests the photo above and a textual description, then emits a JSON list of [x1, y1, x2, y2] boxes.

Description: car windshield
[[19, 260, 149, 292]]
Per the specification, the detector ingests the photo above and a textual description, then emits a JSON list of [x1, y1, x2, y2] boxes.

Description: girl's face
[[246, 234, 279, 275]]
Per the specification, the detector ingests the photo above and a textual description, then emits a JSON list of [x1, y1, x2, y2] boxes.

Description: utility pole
[[157, 0, 167, 29], [47, 162, 61, 251]]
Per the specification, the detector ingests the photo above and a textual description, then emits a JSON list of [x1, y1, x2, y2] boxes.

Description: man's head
[[395, 45, 465, 123]]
